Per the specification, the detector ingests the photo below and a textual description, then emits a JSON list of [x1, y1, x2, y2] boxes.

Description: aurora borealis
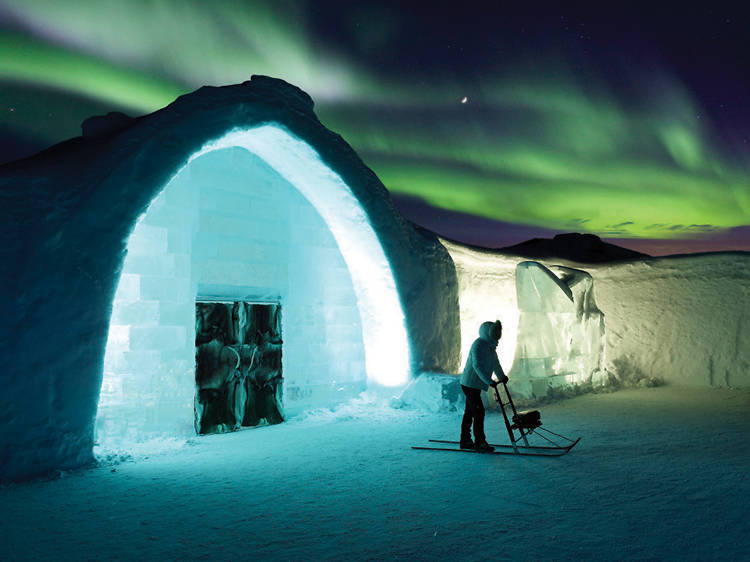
[[2, 1, 749, 254]]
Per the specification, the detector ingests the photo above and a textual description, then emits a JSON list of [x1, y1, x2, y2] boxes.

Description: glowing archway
[[0, 76, 460, 481], [189, 125, 411, 388], [98, 124, 410, 446]]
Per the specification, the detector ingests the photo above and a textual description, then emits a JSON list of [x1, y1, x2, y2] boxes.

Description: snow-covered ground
[[2, 385, 749, 561]]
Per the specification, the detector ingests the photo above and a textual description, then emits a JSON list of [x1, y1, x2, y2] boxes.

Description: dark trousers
[[461, 385, 486, 443]]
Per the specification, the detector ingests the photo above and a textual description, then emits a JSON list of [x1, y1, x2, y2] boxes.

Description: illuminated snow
[[439, 241, 521, 372], [440, 244, 605, 398], [100, 125, 410, 448], [5, 387, 750, 560], [191, 126, 410, 387]]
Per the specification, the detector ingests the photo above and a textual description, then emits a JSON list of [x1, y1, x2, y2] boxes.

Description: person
[[460, 320, 508, 452]]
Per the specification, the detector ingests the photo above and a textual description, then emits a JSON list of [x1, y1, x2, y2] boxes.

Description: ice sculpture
[[509, 261, 605, 397]]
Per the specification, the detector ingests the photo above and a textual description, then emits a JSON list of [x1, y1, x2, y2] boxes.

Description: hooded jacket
[[460, 321, 505, 391]]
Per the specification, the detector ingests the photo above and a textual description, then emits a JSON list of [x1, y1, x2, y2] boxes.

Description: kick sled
[[413, 382, 580, 457]]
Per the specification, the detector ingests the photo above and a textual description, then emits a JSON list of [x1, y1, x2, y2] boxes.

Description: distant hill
[[499, 233, 650, 263]]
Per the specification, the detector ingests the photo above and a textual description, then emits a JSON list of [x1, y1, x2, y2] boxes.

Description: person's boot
[[474, 440, 495, 453], [459, 437, 474, 450]]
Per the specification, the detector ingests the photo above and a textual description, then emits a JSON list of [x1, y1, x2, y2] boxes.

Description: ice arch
[[194, 126, 409, 387], [0, 76, 460, 481], [98, 125, 411, 445]]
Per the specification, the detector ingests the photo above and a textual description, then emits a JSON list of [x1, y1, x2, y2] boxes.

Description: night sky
[[2, 1, 749, 255]]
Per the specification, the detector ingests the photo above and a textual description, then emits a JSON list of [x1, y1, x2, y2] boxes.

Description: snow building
[[0, 76, 460, 481], [2, 76, 748, 482]]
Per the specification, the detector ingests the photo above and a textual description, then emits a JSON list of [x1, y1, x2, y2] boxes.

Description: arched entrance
[[97, 125, 410, 447]]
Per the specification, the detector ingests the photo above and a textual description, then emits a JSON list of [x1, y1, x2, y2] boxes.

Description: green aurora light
[[1, 0, 748, 243]]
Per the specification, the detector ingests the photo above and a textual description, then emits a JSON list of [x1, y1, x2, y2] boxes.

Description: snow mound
[[286, 391, 421, 425], [592, 252, 750, 388], [391, 373, 464, 413]]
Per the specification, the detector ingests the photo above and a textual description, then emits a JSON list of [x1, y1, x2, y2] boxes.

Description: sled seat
[[511, 410, 541, 429]]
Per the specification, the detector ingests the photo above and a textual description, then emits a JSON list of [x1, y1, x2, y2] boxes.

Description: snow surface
[[586, 253, 750, 388], [2, 385, 749, 560]]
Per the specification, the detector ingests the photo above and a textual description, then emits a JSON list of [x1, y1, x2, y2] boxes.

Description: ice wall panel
[[99, 145, 367, 448], [167, 229, 192, 254], [158, 302, 194, 325], [139, 276, 191, 301], [126, 224, 169, 255], [114, 274, 140, 301]]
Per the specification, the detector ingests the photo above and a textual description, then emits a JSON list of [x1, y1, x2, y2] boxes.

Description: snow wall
[[589, 253, 750, 388], [0, 76, 460, 482], [443, 240, 750, 398], [443, 242, 606, 399]]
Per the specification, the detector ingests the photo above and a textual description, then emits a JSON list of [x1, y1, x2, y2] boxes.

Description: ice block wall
[[99, 146, 366, 447]]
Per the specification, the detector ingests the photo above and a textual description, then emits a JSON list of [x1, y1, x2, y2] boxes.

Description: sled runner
[[412, 382, 580, 457]]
